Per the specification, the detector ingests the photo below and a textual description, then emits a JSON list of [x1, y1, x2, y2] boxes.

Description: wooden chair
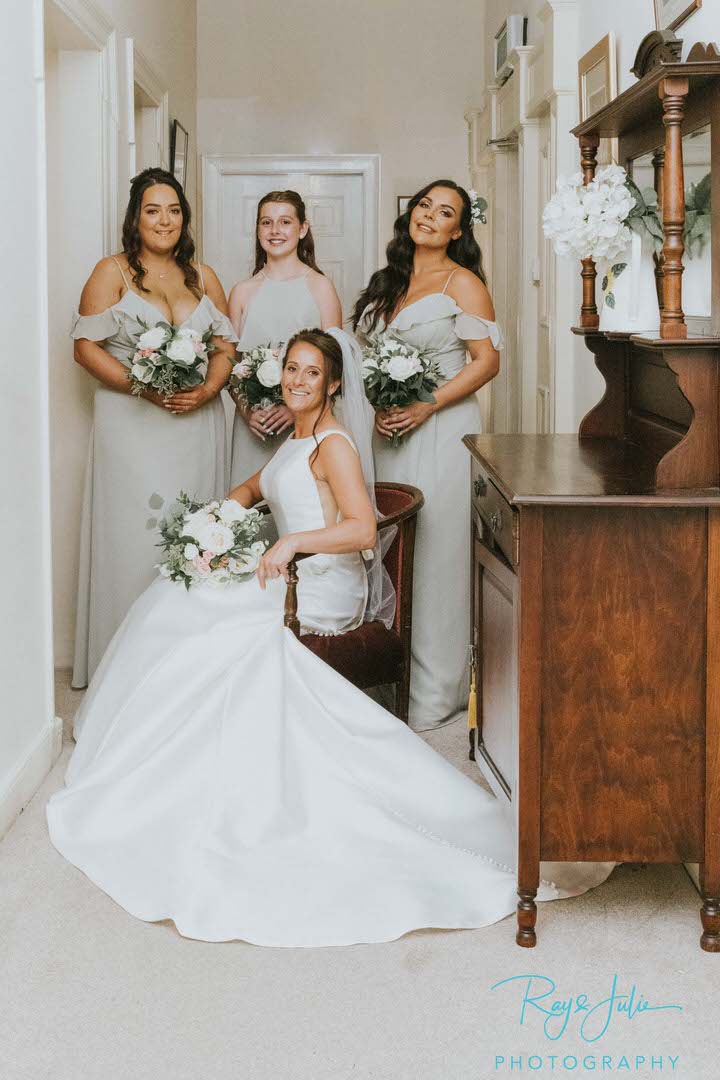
[[280, 483, 424, 723]]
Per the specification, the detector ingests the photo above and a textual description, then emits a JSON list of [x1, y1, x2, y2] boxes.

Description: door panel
[[209, 168, 366, 320]]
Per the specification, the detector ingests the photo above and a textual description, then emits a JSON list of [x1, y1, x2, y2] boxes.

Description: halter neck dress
[[47, 422, 614, 947], [364, 270, 503, 730], [70, 259, 238, 687], [229, 270, 321, 487]]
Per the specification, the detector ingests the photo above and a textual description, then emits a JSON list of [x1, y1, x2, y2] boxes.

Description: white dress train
[[47, 430, 614, 948]]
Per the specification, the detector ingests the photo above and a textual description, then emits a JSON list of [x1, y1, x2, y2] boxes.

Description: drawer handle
[[489, 509, 503, 534], [473, 476, 487, 498]]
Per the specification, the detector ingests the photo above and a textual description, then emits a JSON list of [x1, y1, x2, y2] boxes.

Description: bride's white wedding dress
[[47, 429, 614, 947]]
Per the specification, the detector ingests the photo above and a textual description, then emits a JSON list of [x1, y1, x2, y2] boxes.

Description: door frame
[[48, 0, 119, 251], [125, 38, 169, 178], [201, 154, 381, 284]]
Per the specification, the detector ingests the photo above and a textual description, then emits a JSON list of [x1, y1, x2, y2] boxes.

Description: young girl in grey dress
[[228, 190, 342, 486], [71, 168, 237, 687], [354, 180, 501, 731]]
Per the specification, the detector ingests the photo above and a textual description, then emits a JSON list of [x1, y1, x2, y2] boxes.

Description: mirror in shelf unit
[[626, 125, 712, 336], [681, 125, 711, 330]]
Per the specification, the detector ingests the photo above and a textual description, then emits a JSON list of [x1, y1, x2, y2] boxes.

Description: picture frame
[[654, 0, 702, 31], [397, 196, 412, 218], [578, 33, 618, 165], [169, 119, 189, 189]]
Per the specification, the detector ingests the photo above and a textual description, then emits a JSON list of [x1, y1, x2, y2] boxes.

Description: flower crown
[[468, 189, 488, 226]]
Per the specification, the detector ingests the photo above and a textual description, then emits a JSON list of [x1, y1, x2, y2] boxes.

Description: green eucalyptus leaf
[[605, 292, 616, 309]]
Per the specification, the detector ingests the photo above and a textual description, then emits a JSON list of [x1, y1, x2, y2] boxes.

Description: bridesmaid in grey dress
[[72, 168, 237, 687], [354, 180, 501, 731], [228, 190, 342, 486]]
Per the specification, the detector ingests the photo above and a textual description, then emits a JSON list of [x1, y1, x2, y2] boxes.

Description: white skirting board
[[0, 716, 63, 842]]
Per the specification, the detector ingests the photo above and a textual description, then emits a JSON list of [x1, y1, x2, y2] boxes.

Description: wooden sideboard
[[463, 36, 720, 951], [465, 434, 720, 952]]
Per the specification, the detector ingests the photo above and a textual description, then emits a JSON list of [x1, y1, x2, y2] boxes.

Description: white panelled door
[[202, 156, 380, 321]]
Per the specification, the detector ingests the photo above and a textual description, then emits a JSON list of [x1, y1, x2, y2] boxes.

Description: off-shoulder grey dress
[[369, 291, 503, 731], [70, 274, 238, 687]]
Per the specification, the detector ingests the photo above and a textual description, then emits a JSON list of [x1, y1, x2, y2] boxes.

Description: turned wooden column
[[659, 77, 689, 339], [579, 134, 600, 329], [651, 147, 666, 316]]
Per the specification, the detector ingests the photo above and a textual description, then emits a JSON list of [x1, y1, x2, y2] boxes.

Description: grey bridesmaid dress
[[368, 275, 503, 730], [71, 261, 238, 687], [229, 270, 321, 487]]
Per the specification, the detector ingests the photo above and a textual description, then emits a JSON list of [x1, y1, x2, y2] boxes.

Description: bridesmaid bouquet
[[156, 492, 268, 589], [229, 344, 284, 419], [361, 333, 441, 447], [128, 321, 217, 398]]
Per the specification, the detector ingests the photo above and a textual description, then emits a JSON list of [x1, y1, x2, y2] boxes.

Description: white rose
[[217, 499, 248, 525], [138, 325, 169, 350], [165, 336, 197, 366], [387, 355, 418, 382], [195, 521, 234, 555], [232, 361, 251, 379], [182, 509, 214, 541], [184, 543, 199, 559], [131, 362, 153, 383], [158, 563, 172, 578], [256, 358, 282, 388]]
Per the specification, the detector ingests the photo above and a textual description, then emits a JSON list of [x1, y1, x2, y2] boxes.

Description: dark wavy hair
[[121, 167, 200, 298], [253, 191, 322, 276], [283, 329, 343, 466], [352, 179, 486, 333]]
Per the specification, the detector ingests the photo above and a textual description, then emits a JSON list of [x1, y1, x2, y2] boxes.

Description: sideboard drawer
[[471, 458, 519, 566]]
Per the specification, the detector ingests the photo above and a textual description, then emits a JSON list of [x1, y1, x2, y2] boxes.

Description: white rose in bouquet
[[138, 325, 170, 351], [130, 362, 154, 383], [195, 521, 234, 556], [387, 354, 421, 382], [177, 327, 207, 357], [256, 357, 282, 388], [165, 335, 198, 366], [183, 543, 199, 559], [217, 499, 248, 525], [182, 508, 214, 541]]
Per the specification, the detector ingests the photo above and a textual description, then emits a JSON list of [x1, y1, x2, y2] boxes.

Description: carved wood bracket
[[631, 31, 683, 79]]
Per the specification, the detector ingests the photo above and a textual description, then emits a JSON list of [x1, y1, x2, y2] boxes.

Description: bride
[[47, 328, 614, 948]]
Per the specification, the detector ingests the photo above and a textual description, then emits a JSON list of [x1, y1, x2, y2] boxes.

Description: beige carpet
[[0, 673, 714, 1079]]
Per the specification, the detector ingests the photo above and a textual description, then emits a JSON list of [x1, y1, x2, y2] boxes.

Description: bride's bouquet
[[156, 492, 267, 589], [229, 344, 284, 423], [361, 333, 441, 447], [128, 321, 217, 398]]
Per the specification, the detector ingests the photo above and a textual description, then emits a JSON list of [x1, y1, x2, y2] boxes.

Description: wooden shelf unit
[[464, 34, 720, 953]]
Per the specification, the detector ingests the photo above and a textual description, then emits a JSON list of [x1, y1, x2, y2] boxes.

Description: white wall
[[47, 0, 197, 668], [197, 0, 488, 258], [0, 1, 59, 838], [580, 0, 720, 91]]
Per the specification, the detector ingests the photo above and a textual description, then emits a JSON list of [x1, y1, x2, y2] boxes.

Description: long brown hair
[[253, 191, 322, 276], [283, 329, 342, 467], [121, 167, 201, 298], [352, 179, 485, 333]]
